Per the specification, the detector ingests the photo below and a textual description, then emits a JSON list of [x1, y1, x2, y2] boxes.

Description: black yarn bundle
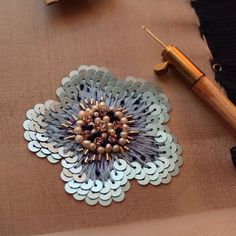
[[192, 0, 236, 104], [192, 0, 236, 165]]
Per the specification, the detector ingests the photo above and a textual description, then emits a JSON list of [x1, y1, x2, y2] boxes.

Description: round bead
[[90, 143, 97, 151], [85, 108, 93, 115], [75, 135, 83, 143], [107, 123, 113, 129], [101, 132, 108, 139], [99, 101, 106, 107], [74, 127, 82, 135], [94, 111, 99, 117], [115, 111, 123, 119], [112, 145, 120, 152], [79, 110, 86, 118], [94, 117, 101, 124], [118, 138, 126, 146], [82, 140, 91, 149], [97, 146, 105, 154], [122, 124, 130, 132], [103, 116, 110, 123], [108, 128, 116, 135], [92, 105, 98, 112], [105, 144, 112, 153], [120, 117, 128, 124], [120, 131, 128, 138], [91, 129, 97, 134], [76, 120, 84, 126]]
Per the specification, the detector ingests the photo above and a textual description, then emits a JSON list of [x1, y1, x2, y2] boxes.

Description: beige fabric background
[[0, 0, 236, 235]]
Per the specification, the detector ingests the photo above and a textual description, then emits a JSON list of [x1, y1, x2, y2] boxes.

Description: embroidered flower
[[23, 65, 183, 206]]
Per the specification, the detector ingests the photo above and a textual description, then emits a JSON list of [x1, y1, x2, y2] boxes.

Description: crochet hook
[[142, 26, 236, 131]]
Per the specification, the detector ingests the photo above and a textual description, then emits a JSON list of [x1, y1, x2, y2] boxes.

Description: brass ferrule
[[162, 45, 205, 86]]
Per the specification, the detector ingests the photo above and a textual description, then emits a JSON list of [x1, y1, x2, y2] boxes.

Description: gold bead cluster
[[62, 98, 139, 163]]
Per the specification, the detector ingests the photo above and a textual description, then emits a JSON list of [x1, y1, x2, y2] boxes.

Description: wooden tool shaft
[[161, 45, 236, 131], [193, 76, 236, 130], [142, 27, 236, 130]]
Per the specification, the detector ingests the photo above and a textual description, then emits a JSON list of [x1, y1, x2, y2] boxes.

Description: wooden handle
[[192, 76, 236, 131]]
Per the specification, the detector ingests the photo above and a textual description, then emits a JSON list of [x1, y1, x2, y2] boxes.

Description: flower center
[[62, 98, 139, 163]]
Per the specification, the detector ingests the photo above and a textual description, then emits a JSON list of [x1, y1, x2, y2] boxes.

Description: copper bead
[[112, 145, 120, 152], [74, 126, 82, 135], [75, 135, 83, 143]]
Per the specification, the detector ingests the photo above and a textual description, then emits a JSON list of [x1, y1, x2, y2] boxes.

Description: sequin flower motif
[[23, 65, 183, 206]]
